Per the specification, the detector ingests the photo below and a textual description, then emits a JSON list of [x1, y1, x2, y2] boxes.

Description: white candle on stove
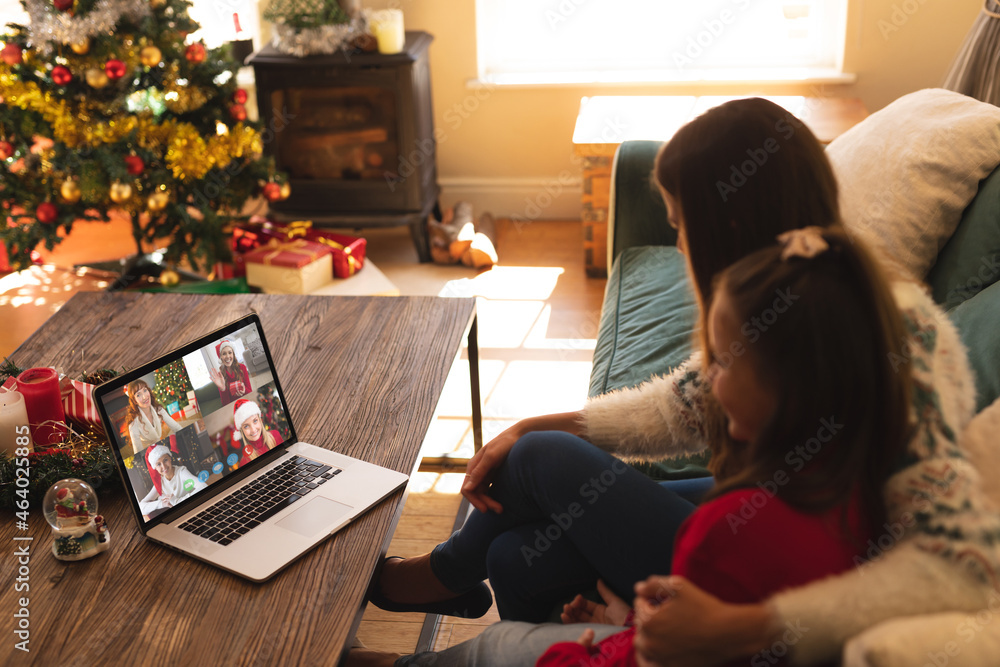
[[370, 9, 405, 55], [0, 390, 33, 456]]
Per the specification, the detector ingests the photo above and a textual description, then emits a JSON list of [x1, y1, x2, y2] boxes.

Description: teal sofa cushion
[[589, 246, 710, 480], [927, 166, 1000, 311], [948, 280, 1000, 413]]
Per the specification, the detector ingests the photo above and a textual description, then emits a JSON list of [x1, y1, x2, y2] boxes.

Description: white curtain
[[944, 1, 1000, 105]]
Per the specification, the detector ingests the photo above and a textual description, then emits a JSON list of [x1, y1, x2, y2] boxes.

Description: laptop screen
[[95, 314, 296, 527]]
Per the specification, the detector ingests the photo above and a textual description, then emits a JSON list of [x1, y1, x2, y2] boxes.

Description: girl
[[210, 339, 252, 405], [138, 443, 206, 516], [233, 398, 280, 467], [537, 226, 909, 667], [368, 97, 998, 666], [125, 378, 182, 455]]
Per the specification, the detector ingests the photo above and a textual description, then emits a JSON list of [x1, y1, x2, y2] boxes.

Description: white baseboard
[[438, 176, 583, 221]]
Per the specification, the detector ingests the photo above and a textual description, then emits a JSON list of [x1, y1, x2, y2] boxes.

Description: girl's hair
[[706, 228, 912, 531], [654, 97, 841, 324], [124, 379, 165, 429]]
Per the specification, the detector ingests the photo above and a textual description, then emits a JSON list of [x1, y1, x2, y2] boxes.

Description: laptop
[[95, 313, 409, 582]]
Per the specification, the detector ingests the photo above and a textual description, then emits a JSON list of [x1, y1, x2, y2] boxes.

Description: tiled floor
[[0, 217, 608, 654]]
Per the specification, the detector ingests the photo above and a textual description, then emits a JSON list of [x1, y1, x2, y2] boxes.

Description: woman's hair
[[654, 97, 841, 322], [705, 228, 912, 531], [124, 379, 165, 429], [236, 420, 277, 452]]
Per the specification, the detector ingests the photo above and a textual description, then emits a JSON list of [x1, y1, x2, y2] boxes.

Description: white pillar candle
[[369, 9, 405, 55], [0, 390, 33, 456]]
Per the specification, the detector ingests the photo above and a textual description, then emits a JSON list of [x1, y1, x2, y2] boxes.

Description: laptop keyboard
[[178, 456, 342, 546]]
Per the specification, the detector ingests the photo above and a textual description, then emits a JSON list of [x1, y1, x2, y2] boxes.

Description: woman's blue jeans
[[429, 431, 705, 622]]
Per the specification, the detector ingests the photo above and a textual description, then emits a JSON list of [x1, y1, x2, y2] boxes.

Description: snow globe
[[43, 478, 111, 561]]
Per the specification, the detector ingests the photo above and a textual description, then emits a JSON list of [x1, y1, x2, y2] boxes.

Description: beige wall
[[277, 0, 985, 218]]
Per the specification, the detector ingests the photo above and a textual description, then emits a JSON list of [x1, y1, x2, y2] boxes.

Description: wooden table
[[1, 292, 481, 666], [573, 95, 870, 277]]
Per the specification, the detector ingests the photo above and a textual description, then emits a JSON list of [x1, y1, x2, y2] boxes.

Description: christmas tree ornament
[[105, 59, 127, 80], [232, 89, 248, 105], [60, 180, 81, 203], [53, 0, 75, 11], [124, 155, 145, 175], [185, 43, 206, 64], [109, 182, 132, 203], [279, 182, 291, 200], [69, 37, 90, 54], [139, 45, 162, 67], [159, 268, 180, 286], [1, 44, 23, 66], [43, 479, 111, 561], [36, 202, 58, 224], [52, 65, 72, 86], [0, 141, 13, 160], [85, 68, 109, 89], [262, 182, 282, 202], [147, 190, 169, 212], [229, 103, 247, 122], [150, 0, 166, 8]]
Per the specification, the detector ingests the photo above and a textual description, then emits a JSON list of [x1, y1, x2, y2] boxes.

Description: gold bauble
[[85, 68, 109, 89], [69, 38, 91, 55], [109, 181, 132, 203], [279, 182, 291, 200], [139, 46, 162, 67], [159, 269, 180, 287], [147, 191, 169, 212], [60, 180, 81, 203], [150, 0, 167, 7]]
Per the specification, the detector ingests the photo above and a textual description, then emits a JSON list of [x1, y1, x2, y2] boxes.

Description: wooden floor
[[0, 217, 608, 655]]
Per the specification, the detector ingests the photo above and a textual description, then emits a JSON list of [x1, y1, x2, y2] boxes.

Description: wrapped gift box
[[310, 232, 366, 278], [232, 219, 366, 279], [244, 239, 334, 294]]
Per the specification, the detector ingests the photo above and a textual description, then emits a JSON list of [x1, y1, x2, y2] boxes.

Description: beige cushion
[[844, 611, 1000, 667], [826, 89, 1000, 279]]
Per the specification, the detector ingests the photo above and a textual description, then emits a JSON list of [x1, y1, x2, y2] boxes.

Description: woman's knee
[[508, 430, 595, 471]]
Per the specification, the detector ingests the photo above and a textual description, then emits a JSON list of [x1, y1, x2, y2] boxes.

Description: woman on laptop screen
[[233, 398, 281, 467], [210, 339, 252, 405], [126, 379, 182, 455], [139, 444, 207, 516]]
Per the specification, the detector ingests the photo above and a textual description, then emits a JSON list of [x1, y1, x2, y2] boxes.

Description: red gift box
[[233, 218, 366, 279], [244, 238, 334, 294]]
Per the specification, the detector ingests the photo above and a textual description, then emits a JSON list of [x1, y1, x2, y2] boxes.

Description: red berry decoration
[[53, 0, 74, 10], [52, 65, 72, 86], [185, 43, 206, 64], [232, 89, 248, 105], [1, 44, 22, 66], [36, 202, 58, 224], [262, 183, 282, 202], [0, 141, 13, 160], [124, 155, 144, 175], [229, 104, 247, 122], [105, 59, 126, 80]]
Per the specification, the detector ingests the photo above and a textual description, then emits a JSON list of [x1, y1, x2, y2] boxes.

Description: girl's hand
[[561, 580, 631, 626], [575, 628, 596, 649], [209, 367, 225, 390], [632, 576, 777, 667]]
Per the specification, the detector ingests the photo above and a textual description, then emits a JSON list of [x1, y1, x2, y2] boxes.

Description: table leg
[[468, 315, 483, 453]]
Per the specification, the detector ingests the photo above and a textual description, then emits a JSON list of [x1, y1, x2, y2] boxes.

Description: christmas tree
[[0, 0, 288, 273], [153, 358, 192, 410]]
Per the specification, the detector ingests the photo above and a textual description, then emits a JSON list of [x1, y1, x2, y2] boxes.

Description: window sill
[[468, 68, 856, 89]]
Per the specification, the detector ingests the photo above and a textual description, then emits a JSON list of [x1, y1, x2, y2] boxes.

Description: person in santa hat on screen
[[233, 398, 282, 467], [209, 338, 252, 405], [138, 443, 207, 517]]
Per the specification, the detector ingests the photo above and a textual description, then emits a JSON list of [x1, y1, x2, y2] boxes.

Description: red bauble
[[53, 0, 74, 10], [0, 141, 13, 160], [36, 202, 58, 224], [124, 155, 144, 175], [185, 43, 206, 64], [229, 104, 247, 122], [1, 44, 23, 66], [232, 89, 248, 105], [52, 65, 72, 86], [262, 183, 282, 202], [105, 59, 126, 80]]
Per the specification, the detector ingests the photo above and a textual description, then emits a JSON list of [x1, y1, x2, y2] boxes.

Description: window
[[476, 0, 848, 85], [188, 0, 261, 49]]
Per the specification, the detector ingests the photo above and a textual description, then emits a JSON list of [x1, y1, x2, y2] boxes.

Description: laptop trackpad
[[276, 497, 353, 537]]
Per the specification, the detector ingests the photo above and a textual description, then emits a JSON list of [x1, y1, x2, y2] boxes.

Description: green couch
[[588, 139, 1000, 479]]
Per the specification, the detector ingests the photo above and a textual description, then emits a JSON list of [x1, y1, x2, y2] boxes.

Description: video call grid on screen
[[99, 321, 293, 523]]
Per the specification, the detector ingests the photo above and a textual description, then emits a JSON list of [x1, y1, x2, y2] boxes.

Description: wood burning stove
[[249, 32, 439, 261]]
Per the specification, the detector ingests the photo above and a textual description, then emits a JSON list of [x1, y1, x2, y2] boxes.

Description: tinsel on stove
[[263, 0, 364, 57]]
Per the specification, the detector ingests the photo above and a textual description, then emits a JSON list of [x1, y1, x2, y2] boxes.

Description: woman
[[125, 378, 182, 455], [232, 397, 280, 467], [138, 443, 206, 516], [210, 339, 252, 405], [364, 98, 999, 665]]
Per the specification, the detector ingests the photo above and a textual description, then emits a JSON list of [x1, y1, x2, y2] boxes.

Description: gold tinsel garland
[[0, 73, 263, 182]]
